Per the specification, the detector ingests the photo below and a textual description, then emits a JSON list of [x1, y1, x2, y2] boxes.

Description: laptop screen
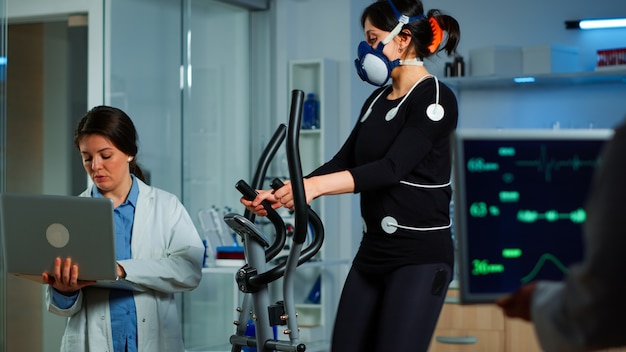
[[452, 129, 613, 303]]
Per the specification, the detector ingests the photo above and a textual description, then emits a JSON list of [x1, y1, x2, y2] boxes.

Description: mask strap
[[399, 58, 424, 66], [382, 0, 425, 45]]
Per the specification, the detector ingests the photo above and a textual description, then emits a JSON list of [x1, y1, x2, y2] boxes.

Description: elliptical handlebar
[[284, 90, 309, 245], [248, 177, 324, 288], [243, 124, 287, 222], [226, 89, 324, 351], [235, 179, 286, 262], [233, 90, 324, 289]]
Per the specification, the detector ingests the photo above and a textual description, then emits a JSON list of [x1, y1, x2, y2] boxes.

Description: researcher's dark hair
[[361, 0, 461, 59], [74, 105, 147, 183]]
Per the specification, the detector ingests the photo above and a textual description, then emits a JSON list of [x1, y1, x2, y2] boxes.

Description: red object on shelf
[[216, 246, 245, 260], [597, 48, 626, 67]]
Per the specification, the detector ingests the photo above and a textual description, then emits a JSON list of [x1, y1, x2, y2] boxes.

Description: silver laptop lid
[[1, 193, 118, 282]]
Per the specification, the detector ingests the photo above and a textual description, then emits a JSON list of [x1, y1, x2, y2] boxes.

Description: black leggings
[[330, 262, 452, 352]]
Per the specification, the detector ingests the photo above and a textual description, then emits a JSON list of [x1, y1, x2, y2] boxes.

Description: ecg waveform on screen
[[515, 144, 598, 182], [459, 135, 610, 300], [520, 253, 569, 283]]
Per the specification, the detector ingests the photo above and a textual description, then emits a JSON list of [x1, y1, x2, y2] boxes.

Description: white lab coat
[[531, 120, 626, 352], [46, 179, 205, 352]]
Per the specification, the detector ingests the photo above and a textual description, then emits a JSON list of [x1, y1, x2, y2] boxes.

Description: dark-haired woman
[[42, 106, 205, 352], [243, 0, 461, 350]]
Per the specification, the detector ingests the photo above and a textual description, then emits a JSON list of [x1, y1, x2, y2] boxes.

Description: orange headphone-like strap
[[428, 17, 444, 54]]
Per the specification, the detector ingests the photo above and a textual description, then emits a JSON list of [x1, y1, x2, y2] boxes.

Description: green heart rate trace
[[469, 201, 586, 224], [515, 145, 599, 182], [520, 253, 569, 283], [517, 208, 586, 223], [469, 145, 599, 182], [471, 252, 570, 284]]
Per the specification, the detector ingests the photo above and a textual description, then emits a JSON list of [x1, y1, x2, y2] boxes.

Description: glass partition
[[106, 0, 250, 226], [0, 0, 7, 349], [105, 1, 252, 348], [181, 0, 250, 245], [107, 0, 184, 192]]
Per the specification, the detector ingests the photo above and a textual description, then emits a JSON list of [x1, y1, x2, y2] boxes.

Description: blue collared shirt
[[52, 175, 139, 352]]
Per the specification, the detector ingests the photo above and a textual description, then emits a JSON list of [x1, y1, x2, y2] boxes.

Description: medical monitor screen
[[453, 129, 613, 303]]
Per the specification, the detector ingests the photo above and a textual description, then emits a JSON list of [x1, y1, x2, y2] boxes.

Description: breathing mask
[[354, 0, 425, 86]]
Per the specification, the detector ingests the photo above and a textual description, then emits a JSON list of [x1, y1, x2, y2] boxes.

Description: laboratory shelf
[[442, 69, 626, 90]]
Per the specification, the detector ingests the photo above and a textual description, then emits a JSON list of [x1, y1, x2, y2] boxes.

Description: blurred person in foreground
[[497, 118, 626, 352]]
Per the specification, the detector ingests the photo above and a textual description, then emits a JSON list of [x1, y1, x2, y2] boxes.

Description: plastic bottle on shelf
[[453, 55, 465, 77], [305, 275, 322, 304], [242, 319, 256, 352], [241, 318, 277, 351], [302, 92, 320, 129]]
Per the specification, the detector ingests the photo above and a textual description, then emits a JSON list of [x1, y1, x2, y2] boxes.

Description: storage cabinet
[[429, 289, 506, 352], [281, 57, 345, 351], [429, 288, 542, 352], [287, 58, 339, 176], [429, 288, 541, 352], [504, 317, 542, 352], [430, 288, 626, 352]]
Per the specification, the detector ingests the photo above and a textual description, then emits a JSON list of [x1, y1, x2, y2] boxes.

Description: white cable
[[381, 215, 452, 234], [400, 180, 451, 188], [392, 222, 452, 231]]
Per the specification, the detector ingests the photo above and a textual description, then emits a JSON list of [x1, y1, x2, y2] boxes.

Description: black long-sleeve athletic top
[[309, 76, 458, 273]]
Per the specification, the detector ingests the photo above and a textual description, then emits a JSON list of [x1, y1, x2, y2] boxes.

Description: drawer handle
[[435, 336, 478, 345], [444, 296, 460, 304]]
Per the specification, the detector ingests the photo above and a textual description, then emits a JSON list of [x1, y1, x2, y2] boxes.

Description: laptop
[[0, 193, 145, 291], [452, 128, 613, 303]]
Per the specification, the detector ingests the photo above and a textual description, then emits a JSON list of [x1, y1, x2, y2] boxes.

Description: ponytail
[[428, 9, 461, 57], [129, 159, 147, 184]]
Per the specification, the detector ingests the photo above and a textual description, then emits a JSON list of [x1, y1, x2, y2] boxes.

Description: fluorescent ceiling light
[[566, 18, 626, 30], [514, 77, 536, 84]]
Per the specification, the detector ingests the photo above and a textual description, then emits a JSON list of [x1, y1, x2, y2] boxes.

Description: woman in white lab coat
[[42, 105, 205, 352]]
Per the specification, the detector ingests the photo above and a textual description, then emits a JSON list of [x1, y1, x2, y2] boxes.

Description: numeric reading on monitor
[[461, 138, 606, 296]]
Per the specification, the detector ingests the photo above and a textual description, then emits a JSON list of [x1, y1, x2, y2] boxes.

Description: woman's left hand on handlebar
[[240, 189, 281, 216]]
